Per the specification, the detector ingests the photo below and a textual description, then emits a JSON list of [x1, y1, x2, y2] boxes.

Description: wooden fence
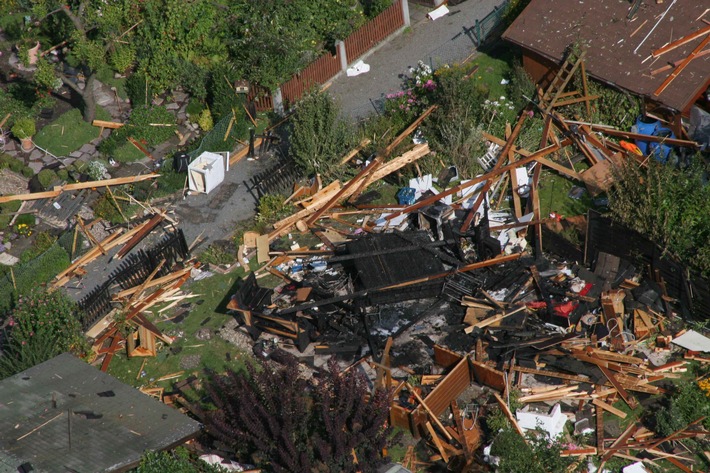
[[344, 0, 404, 63], [251, 0, 407, 111]]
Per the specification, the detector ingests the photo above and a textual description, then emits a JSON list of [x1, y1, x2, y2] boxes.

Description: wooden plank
[[493, 392, 526, 440], [91, 119, 124, 129], [407, 383, 453, 441], [599, 366, 638, 409], [256, 234, 270, 264], [589, 125, 700, 148], [230, 138, 263, 165], [113, 266, 193, 299], [654, 34, 710, 96], [305, 157, 383, 226], [424, 421, 449, 463], [651, 48, 710, 75], [592, 398, 628, 419], [652, 24, 710, 57], [385, 142, 564, 223], [383, 105, 437, 156], [114, 214, 164, 260], [340, 138, 371, 165]]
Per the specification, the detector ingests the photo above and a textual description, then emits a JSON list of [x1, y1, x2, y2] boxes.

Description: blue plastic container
[[396, 187, 416, 205], [634, 115, 660, 155], [648, 128, 675, 164]]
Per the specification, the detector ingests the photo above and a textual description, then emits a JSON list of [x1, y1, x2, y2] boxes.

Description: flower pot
[[20, 137, 34, 152], [26, 41, 40, 66]]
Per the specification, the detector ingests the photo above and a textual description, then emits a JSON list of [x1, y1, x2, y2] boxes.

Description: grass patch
[[537, 168, 594, 219], [112, 140, 146, 162], [467, 51, 514, 102], [106, 269, 255, 388], [34, 107, 111, 156]]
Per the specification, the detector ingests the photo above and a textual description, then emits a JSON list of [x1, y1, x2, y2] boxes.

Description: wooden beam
[[652, 24, 710, 57], [651, 48, 710, 75], [599, 366, 638, 410], [340, 138, 371, 165], [383, 105, 437, 156], [654, 34, 710, 96], [305, 157, 383, 226], [493, 392, 526, 441], [592, 398, 628, 419], [386, 142, 565, 222], [407, 383, 453, 441], [425, 421, 449, 463], [587, 125, 700, 148]]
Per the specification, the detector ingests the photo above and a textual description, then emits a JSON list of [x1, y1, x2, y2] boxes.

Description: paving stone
[[152, 97, 164, 106], [29, 149, 43, 161], [79, 143, 96, 154], [173, 90, 188, 103], [0, 252, 20, 266], [27, 161, 43, 173], [3, 140, 16, 152], [62, 157, 76, 166], [69, 150, 83, 158], [42, 155, 55, 164], [78, 153, 92, 162], [165, 102, 179, 111]]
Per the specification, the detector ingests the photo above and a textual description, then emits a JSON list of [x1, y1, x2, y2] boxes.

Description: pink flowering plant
[[384, 60, 437, 123]]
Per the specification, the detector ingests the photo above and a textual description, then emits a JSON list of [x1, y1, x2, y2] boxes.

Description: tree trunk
[[82, 73, 96, 123]]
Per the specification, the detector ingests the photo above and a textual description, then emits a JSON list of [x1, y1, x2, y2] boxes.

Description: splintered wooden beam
[[460, 113, 527, 233], [654, 34, 710, 96], [651, 48, 710, 75], [0, 174, 160, 204], [305, 157, 382, 226], [599, 366, 638, 409], [652, 24, 710, 57], [386, 142, 564, 222], [587, 125, 700, 148], [383, 105, 437, 156], [592, 398, 627, 419], [340, 138, 372, 165], [493, 392, 527, 441]]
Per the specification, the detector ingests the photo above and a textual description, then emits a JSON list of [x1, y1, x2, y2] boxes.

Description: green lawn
[[113, 140, 146, 162], [96, 66, 128, 100], [34, 107, 111, 156], [106, 268, 255, 388], [467, 50, 514, 102]]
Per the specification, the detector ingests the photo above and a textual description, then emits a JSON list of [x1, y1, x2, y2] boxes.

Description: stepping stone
[[28, 161, 43, 173], [69, 150, 83, 158], [152, 97, 164, 106], [173, 90, 188, 103], [79, 143, 96, 154], [4, 140, 16, 152], [165, 102, 179, 111], [0, 252, 20, 266], [29, 149, 43, 161]]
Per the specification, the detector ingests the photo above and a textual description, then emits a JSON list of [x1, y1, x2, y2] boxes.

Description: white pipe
[[634, 0, 677, 55]]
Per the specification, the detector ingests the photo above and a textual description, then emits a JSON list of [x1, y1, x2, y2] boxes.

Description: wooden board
[[256, 234, 270, 263]]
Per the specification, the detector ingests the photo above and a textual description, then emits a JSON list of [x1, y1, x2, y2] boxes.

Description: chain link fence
[[188, 113, 245, 159], [473, 0, 510, 46], [0, 229, 87, 314]]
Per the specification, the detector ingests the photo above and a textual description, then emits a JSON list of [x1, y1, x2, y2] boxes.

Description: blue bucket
[[634, 115, 660, 155]]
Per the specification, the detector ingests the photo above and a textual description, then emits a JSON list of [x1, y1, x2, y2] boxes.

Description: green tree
[[289, 91, 355, 179], [20, 0, 140, 122], [609, 158, 710, 277]]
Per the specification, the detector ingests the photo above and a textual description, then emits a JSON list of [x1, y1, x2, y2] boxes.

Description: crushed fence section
[[77, 229, 190, 331], [243, 156, 302, 205], [474, 0, 509, 46]]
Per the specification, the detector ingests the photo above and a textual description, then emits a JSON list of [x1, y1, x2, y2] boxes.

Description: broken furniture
[[188, 151, 229, 194]]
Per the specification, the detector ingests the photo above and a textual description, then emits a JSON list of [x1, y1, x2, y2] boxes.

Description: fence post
[[401, 0, 410, 28], [272, 87, 285, 116], [336, 40, 348, 72]]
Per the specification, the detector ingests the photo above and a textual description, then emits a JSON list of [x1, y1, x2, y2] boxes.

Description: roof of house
[[502, 0, 710, 112], [0, 353, 201, 473]]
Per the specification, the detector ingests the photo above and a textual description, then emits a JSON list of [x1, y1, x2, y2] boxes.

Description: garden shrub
[[21, 166, 34, 178], [125, 71, 154, 107], [0, 289, 86, 379], [99, 105, 176, 157], [20, 230, 57, 263], [37, 168, 58, 189], [289, 91, 355, 180], [93, 192, 129, 224], [110, 43, 137, 74]]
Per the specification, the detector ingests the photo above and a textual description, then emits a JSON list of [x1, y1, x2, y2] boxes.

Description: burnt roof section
[[345, 231, 446, 290], [502, 0, 710, 112], [0, 353, 201, 473]]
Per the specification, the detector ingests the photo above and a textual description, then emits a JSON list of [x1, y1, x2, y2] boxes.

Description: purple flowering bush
[[384, 60, 437, 124]]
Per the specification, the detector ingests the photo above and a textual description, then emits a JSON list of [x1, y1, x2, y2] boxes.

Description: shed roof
[[0, 353, 201, 473], [502, 0, 710, 113]]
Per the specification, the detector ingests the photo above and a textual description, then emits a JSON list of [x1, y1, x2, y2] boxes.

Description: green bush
[[0, 289, 87, 379], [185, 98, 205, 117], [110, 44, 137, 74], [37, 168, 58, 189], [11, 117, 36, 139], [99, 105, 175, 156], [21, 166, 34, 178], [14, 213, 36, 227], [20, 230, 57, 263], [289, 91, 355, 180], [93, 192, 128, 224], [125, 72, 154, 107]]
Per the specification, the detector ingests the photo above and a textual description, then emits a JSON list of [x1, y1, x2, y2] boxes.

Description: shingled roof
[[0, 353, 201, 473], [502, 0, 710, 113]]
